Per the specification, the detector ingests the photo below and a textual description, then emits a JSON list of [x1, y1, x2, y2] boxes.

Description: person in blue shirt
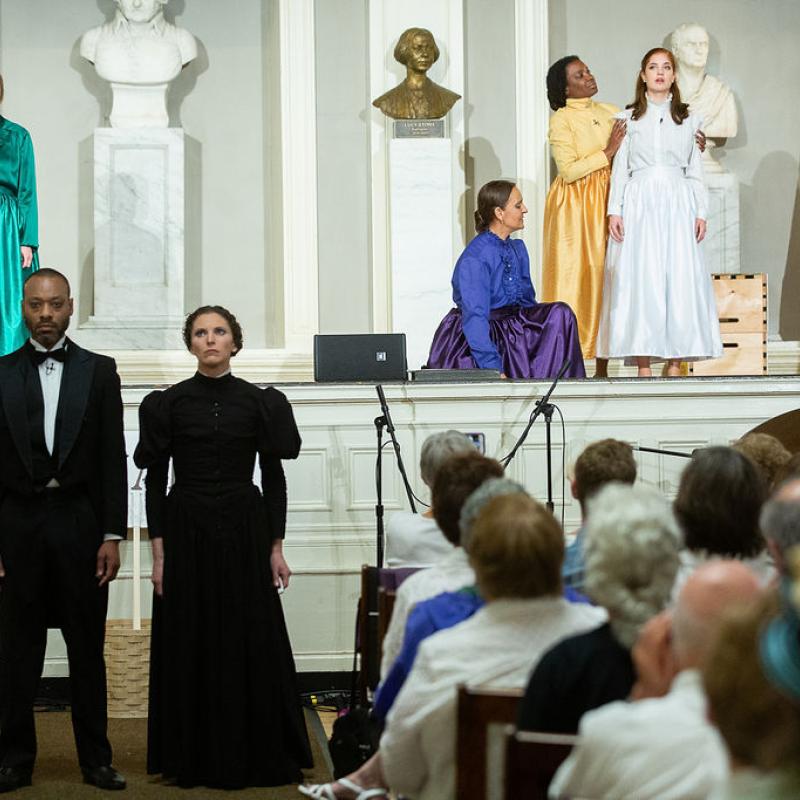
[[426, 179, 585, 379], [563, 439, 637, 592]]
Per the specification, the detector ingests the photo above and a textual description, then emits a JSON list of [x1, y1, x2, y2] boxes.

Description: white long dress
[[596, 96, 723, 362]]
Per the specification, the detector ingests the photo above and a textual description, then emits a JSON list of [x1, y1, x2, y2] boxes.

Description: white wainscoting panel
[[43, 376, 800, 676]]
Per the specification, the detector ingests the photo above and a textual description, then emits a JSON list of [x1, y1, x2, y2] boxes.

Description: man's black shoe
[[81, 765, 126, 791], [0, 766, 32, 793]]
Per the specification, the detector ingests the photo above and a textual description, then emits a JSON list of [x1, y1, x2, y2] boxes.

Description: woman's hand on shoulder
[[608, 214, 625, 243], [603, 119, 627, 161], [695, 129, 706, 152], [695, 218, 707, 243]]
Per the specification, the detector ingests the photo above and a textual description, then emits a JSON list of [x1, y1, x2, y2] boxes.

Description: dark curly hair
[[182, 305, 243, 355], [674, 446, 767, 559], [546, 55, 580, 111]]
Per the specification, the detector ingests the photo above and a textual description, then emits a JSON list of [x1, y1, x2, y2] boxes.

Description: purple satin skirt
[[426, 303, 586, 379]]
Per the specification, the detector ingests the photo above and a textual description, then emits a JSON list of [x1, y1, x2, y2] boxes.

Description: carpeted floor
[[19, 709, 332, 798]]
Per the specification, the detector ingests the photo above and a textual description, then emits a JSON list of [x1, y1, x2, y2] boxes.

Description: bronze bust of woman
[[373, 27, 461, 120]]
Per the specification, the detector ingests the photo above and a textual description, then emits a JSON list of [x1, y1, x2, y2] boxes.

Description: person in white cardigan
[[381, 492, 604, 800], [379, 451, 503, 679]]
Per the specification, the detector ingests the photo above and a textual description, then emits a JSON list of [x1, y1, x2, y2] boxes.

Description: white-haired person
[[518, 483, 681, 734], [384, 430, 475, 568], [301, 493, 604, 800]]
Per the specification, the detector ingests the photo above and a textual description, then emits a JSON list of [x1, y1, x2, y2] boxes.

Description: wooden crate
[[690, 274, 767, 376]]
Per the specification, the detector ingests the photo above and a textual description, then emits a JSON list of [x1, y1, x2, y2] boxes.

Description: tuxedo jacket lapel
[[56, 341, 95, 470], [0, 355, 34, 476]]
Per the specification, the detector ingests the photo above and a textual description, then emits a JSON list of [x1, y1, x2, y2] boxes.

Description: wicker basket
[[104, 619, 152, 719]]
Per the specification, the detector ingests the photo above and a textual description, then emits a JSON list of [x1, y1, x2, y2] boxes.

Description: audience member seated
[[733, 432, 792, 493], [672, 446, 772, 596], [374, 476, 525, 721], [380, 493, 604, 800], [518, 483, 680, 734], [380, 452, 503, 679], [703, 588, 800, 800], [385, 430, 475, 568], [549, 561, 761, 800], [562, 439, 637, 592], [302, 494, 604, 799], [760, 477, 800, 577]]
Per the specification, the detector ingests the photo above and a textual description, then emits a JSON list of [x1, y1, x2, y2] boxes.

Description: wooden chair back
[[456, 685, 522, 800], [357, 565, 418, 705], [503, 726, 578, 800], [377, 587, 397, 660]]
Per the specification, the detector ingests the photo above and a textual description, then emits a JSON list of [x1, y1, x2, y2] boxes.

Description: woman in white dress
[[596, 47, 722, 377]]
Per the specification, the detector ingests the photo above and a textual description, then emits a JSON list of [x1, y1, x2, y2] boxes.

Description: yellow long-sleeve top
[[548, 97, 620, 184]]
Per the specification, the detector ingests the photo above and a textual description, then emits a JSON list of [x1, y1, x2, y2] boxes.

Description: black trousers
[[0, 488, 112, 770]]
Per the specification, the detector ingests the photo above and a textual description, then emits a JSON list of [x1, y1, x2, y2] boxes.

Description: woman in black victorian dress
[[134, 305, 312, 789]]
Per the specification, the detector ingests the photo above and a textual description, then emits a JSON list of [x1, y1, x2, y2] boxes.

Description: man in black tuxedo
[[0, 269, 127, 792]]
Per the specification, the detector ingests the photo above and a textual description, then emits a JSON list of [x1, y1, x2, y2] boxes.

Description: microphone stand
[[501, 358, 572, 514], [374, 385, 417, 567]]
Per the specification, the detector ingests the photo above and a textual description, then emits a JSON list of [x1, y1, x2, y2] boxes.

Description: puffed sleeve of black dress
[[258, 387, 302, 541], [133, 390, 171, 540]]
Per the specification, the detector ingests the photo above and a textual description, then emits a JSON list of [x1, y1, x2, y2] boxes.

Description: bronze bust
[[373, 27, 461, 120]]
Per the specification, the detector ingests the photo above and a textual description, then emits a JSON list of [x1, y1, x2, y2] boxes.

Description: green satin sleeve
[[17, 129, 38, 253]]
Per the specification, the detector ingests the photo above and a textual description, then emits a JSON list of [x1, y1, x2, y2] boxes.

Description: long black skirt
[[147, 484, 312, 789]]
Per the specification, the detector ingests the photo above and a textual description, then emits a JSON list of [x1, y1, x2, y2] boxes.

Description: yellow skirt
[[541, 166, 610, 359]]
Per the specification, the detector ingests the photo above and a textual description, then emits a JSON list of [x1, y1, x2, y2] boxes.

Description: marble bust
[[671, 23, 737, 161], [373, 27, 461, 120], [80, 0, 197, 128]]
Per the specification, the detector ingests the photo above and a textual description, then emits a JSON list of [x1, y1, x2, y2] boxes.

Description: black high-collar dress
[[134, 372, 312, 788]]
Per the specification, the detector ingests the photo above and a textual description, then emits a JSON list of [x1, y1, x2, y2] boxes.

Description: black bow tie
[[31, 347, 66, 365]]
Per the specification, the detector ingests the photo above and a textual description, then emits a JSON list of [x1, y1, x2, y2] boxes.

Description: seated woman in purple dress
[[426, 180, 586, 379]]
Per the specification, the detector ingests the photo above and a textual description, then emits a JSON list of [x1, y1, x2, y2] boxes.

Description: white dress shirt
[[549, 669, 729, 800], [29, 337, 122, 542]]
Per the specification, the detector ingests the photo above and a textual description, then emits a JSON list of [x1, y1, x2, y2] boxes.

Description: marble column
[[389, 138, 454, 371], [78, 128, 186, 350]]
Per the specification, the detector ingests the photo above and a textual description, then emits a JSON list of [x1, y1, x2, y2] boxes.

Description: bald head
[[672, 561, 761, 668], [761, 477, 800, 575], [774, 478, 800, 504]]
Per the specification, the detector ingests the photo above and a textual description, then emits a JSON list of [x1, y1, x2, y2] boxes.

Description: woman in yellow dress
[[542, 57, 626, 377]]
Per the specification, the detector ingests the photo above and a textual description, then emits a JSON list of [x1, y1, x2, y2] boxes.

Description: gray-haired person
[[518, 483, 681, 734], [385, 430, 474, 568], [760, 477, 800, 576]]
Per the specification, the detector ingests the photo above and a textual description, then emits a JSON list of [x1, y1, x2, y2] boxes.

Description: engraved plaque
[[393, 119, 445, 139]]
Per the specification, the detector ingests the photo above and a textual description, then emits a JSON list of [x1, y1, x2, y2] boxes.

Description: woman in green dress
[[0, 74, 39, 355]]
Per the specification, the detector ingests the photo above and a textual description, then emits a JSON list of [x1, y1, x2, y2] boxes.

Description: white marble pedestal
[[704, 170, 740, 274], [78, 128, 186, 350], [389, 138, 453, 371]]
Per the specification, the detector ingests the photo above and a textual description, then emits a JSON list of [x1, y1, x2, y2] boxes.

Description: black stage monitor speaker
[[314, 333, 408, 382]]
